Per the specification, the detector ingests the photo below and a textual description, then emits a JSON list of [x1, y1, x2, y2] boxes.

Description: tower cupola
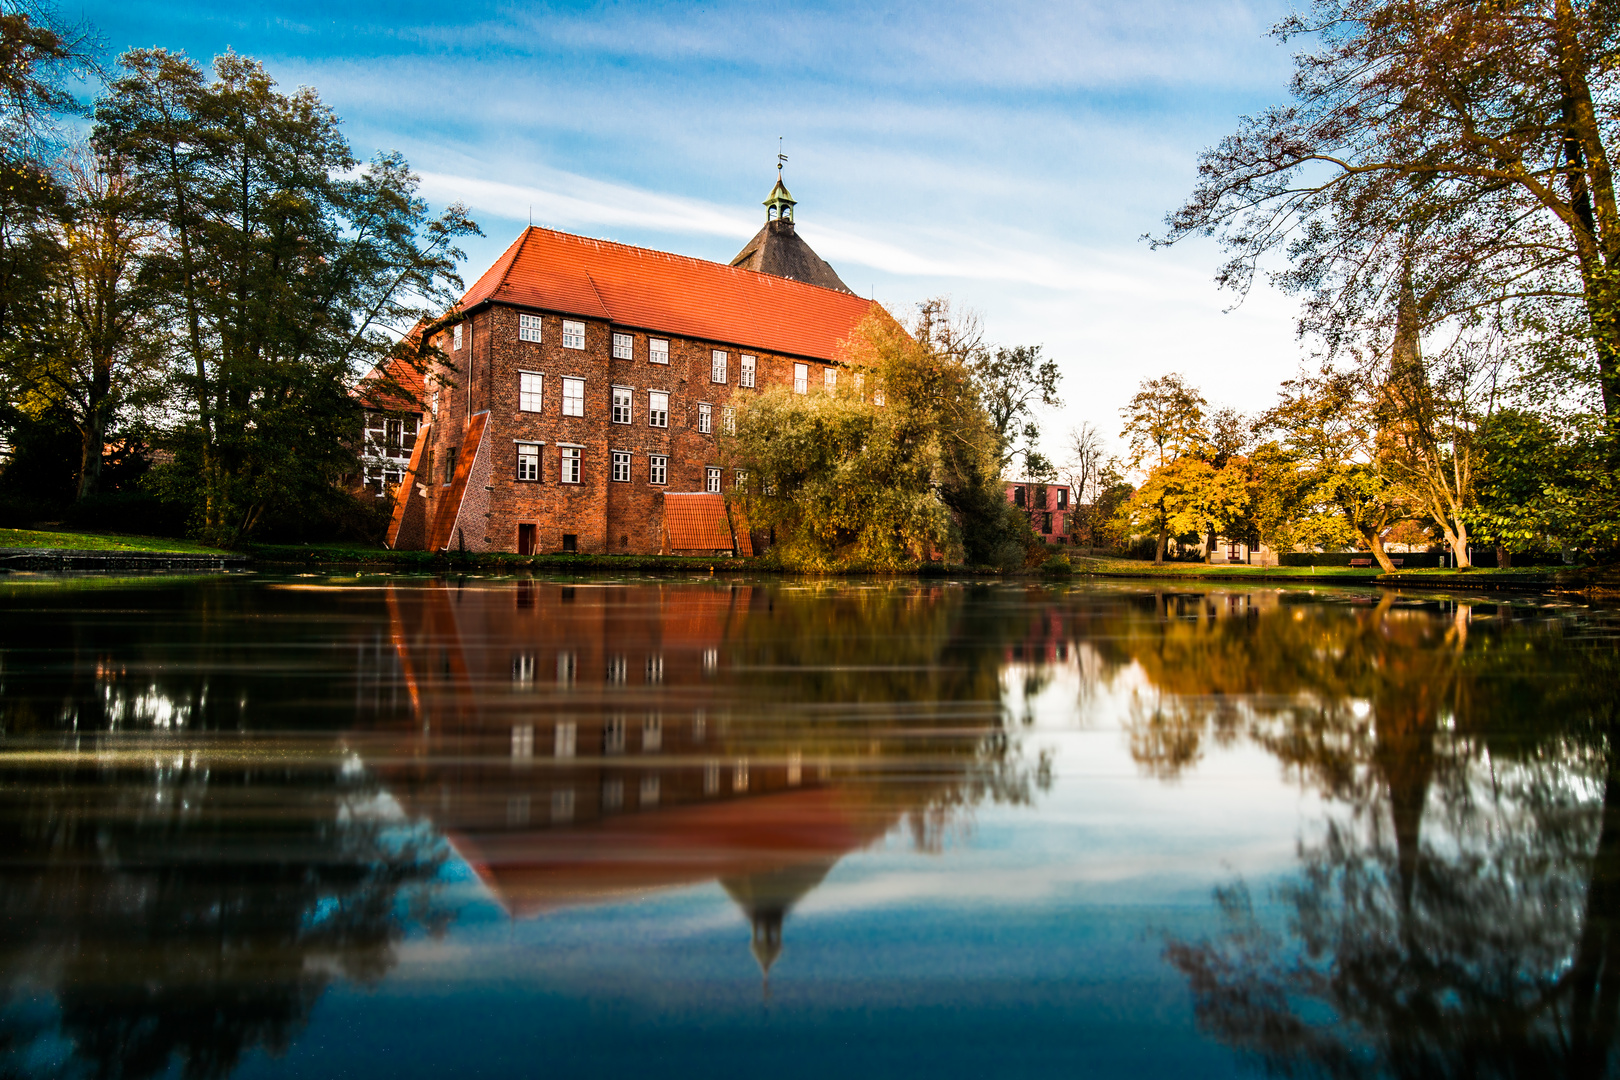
[[764, 176, 796, 222]]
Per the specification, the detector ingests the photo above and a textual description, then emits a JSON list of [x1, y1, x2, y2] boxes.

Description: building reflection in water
[[361, 580, 1041, 983]]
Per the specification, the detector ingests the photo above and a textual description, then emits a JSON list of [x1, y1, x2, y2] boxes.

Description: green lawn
[[1073, 557, 1382, 579], [0, 528, 233, 555]]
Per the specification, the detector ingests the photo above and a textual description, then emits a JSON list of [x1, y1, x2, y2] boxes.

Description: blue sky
[[72, 0, 1304, 461]]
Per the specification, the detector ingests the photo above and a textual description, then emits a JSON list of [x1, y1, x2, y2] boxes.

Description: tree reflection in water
[[1133, 590, 1620, 1078], [0, 577, 1054, 1077]]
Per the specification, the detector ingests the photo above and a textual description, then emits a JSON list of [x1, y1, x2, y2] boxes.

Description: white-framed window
[[562, 320, 585, 350], [640, 776, 660, 807], [733, 759, 749, 792], [611, 385, 633, 424], [649, 454, 668, 485], [705, 467, 721, 493], [611, 450, 631, 482], [562, 377, 584, 416], [560, 446, 582, 484], [854, 372, 865, 400], [697, 403, 712, 434], [452, 323, 462, 351], [605, 716, 626, 755], [554, 722, 577, 758], [557, 651, 576, 685], [643, 714, 662, 752], [516, 442, 540, 481], [648, 390, 669, 428], [824, 367, 837, 393], [740, 355, 756, 387], [519, 371, 542, 412], [607, 656, 627, 684], [649, 338, 669, 365], [612, 332, 633, 359], [602, 778, 624, 810], [722, 406, 736, 435], [512, 723, 535, 757], [793, 362, 808, 394], [519, 313, 543, 343], [711, 350, 727, 383], [734, 469, 747, 491], [874, 388, 886, 407], [551, 788, 575, 822], [645, 655, 663, 683], [704, 760, 720, 795]]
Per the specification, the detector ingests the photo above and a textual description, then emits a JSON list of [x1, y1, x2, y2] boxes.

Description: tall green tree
[[727, 304, 1015, 569], [93, 50, 478, 544]]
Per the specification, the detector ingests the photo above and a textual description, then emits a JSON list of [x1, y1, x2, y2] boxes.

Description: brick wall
[[415, 302, 842, 554]]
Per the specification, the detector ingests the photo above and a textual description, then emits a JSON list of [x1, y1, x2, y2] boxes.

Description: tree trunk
[[1495, 544, 1510, 569], [1154, 521, 1167, 565], [1366, 530, 1397, 575]]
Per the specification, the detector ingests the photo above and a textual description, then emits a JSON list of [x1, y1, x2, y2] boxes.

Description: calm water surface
[[0, 575, 1616, 1078]]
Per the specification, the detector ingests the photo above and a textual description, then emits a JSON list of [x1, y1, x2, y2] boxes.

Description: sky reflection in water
[[0, 577, 1616, 1079]]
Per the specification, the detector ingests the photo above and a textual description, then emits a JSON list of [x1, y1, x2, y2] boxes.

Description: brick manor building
[[386, 178, 878, 556]]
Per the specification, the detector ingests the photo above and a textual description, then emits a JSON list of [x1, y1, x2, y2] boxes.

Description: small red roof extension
[[460, 226, 878, 362]]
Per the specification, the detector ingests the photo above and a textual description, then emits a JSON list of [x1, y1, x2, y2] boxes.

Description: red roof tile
[[663, 492, 735, 552], [357, 352, 428, 412], [460, 226, 879, 362]]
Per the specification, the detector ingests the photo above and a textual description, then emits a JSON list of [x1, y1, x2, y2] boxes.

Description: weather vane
[[778, 136, 787, 176]]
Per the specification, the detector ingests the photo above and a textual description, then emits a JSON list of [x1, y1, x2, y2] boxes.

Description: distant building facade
[[1005, 481, 1071, 543], [386, 177, 877, 556]]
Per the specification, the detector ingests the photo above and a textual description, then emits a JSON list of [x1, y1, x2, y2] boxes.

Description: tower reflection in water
[[362, 579, 1039, 981], [0, 577, 1044, 1077]]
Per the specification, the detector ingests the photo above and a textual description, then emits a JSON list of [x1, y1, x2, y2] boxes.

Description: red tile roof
[[460, 226, 879, 362], [357, 353, 428, 412], [663, 492, 736, 552]]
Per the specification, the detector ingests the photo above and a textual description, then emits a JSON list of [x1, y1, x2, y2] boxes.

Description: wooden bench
[[1390, 557, 1404, 567], [1349, 557, 1373, 568]]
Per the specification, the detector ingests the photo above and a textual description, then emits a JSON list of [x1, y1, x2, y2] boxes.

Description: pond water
[[0, 575, 1617, 1079]]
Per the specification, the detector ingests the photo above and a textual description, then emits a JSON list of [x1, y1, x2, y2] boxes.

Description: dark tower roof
[[729, 176, 853, 293]]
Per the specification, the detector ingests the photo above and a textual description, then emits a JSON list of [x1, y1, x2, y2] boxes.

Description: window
[[697, 403, 712, 434], [645, 656, 663, 683], [519, 313, 543, 343], [705, 467, 721, 493], [604, 717, 626, 755], [704, 760, 720, 795], [649, 455, 668, 485], [793, 362, 808, 394], [1014, 486, 1026, 507], [1057, 487, 1069, 509], [824, 367, 837, 393], [516, 443, 540, 481], [648, 391, 669, 428], [511, 723, 534, 757], [612, 332, 633, 359], [561, 533, 578, 552], [560, 446, 582, 484], [640, 776, 660, 808], [452, 323, 462, 351], [643, 714, 662, 752], [602, 779, 624, 811], [562, 320, 585, 350], [1043, 512, 1053, 534], [519, 372, 542, 412], [607, 656, 627, 684], [442, 447, 457, 486], [557, 651, 576, 684], [649, 338, 669, 365], [512, 657, 535, 688], [551, 789, 574, 822], [562, 377, 584, 416], [554, 722, 577, 759], [788, 750, 802, 786], [874, 389, 886, 406], [734, 469, 747, 491], [722, 406, 736, 435], [611, 386, 633, 424], [612, 450, 631, 482], [733, 759, 749, 792], [855, 372, 865, 400], [711, 350, 727, 383], [740, 355, 756, 387], [385, 418, 403, 449]]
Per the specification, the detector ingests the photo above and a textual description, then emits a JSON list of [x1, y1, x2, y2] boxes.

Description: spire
[[765, 138, 796, 222]]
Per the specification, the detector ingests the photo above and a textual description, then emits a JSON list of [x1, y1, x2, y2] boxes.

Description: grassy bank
[[0, 528, 232, 555], [1072, 556, 1383, 581]]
